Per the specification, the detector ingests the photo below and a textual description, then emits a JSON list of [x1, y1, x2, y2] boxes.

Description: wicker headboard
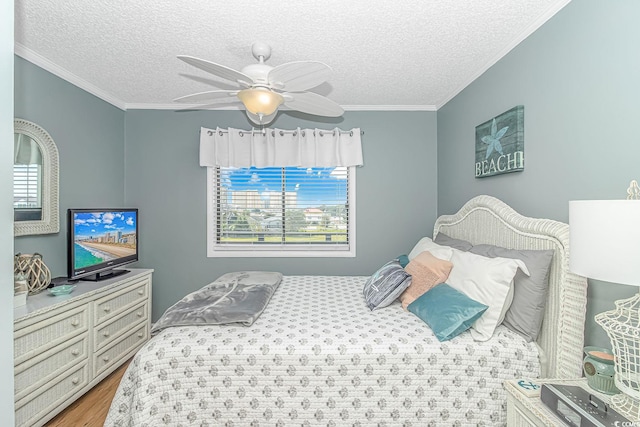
[[433, 195, 587, 379]]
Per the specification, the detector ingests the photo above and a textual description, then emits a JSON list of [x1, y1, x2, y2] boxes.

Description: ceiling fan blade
[[179, 74, 242, 91], [283, 92, 344, 117], [175, 100, 242, 111], [177, 56, 254, 86], [173, 90, 239, 104], [268, 61, 332, 92]]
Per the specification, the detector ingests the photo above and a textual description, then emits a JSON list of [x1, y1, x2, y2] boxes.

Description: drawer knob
[[103, 356, 110, 363], [71, 319, 80, 327], [137, 289, 144, 295], [136, 311, 143, 317], [137, 332, 144, 338], [71, 349, 80, 356], [103, 306, 111, 313], [71, 377, 79, 385], [103, 331, 110, 337]]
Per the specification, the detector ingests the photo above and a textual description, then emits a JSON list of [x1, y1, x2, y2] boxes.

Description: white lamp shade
[[237, 87, 284, 116], [569, 200, 640, 286]]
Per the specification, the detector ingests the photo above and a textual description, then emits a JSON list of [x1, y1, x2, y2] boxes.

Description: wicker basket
[[14, 253, 52, 295]]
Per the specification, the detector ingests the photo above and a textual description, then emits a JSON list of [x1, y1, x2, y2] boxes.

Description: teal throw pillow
[[397, 254, 410, 268], [408, 283, 488, 342]]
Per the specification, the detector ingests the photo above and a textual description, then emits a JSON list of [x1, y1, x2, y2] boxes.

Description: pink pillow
[[400, 251, 453, 309]]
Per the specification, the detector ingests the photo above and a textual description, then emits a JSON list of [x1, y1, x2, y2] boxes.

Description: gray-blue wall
[[14, 56, 126, 276], [437, 0, 640, 348], [124, 110, 436, 316]]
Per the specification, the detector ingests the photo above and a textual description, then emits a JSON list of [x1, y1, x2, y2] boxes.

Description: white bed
[[105, 195, 587, 426]]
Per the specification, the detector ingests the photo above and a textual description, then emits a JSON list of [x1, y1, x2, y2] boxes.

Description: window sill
[[207, 246, 356, 258]]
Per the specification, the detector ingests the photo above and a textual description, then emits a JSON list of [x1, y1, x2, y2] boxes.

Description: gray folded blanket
[[151, 271, 283, 335]]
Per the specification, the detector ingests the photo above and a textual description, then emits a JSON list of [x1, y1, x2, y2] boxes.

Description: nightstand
[[505, 378, 613, 427]]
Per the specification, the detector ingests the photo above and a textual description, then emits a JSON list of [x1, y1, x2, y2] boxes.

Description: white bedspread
[[106, 275, 540, 426]]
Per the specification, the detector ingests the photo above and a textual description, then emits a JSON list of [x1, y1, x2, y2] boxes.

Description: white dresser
[[13, 268, 153, 427]]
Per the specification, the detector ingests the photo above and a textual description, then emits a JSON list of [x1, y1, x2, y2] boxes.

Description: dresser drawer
[[94, 277, 149, 325], [94, 301, 148, 350], [15, 361, 89, 427], [94, 323, 148, 377], [15, 334, 88, 400], [14, 305, 88, 363]]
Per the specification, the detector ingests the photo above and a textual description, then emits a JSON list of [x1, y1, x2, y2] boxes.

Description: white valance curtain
[[199, 127, 363, 168]]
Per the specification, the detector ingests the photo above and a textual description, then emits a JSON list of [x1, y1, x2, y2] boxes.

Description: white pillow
[[447, 249, 530, 341], [408, 237, 454, 261]]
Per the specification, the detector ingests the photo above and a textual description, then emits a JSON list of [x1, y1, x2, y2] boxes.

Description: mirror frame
[[14, 118, 60, 236]]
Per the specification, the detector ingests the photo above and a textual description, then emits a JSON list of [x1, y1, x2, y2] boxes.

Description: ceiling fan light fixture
[[177, 42, 342, 124], [238, 87, 284, 116]]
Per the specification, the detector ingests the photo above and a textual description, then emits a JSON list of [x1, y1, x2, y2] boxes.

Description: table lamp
[[569, 180, 640, 421]]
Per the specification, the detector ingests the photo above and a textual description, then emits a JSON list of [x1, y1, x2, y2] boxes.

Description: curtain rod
[[206, 129, 364, 137]]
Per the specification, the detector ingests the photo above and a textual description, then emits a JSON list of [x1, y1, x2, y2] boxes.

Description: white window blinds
[[215, 166, 350, 248], [13, 164, 41, 209]]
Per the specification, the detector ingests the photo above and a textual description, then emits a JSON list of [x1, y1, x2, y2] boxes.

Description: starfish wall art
[[475, 105, 525, 178]]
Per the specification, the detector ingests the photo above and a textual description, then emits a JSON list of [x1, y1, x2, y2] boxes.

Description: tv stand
[[80, 268, 129, 282]]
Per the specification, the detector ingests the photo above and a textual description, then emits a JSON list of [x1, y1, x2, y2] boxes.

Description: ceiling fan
[[173, 42, 344, 125]]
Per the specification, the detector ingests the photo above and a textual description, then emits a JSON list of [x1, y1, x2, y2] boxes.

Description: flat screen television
[[67, 208, 139, 281]]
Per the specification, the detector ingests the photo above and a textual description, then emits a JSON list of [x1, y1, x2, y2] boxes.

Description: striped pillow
[[362, 260, 412, 310]]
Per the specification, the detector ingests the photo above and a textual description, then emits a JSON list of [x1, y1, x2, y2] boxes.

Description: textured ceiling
[[14, 0, 571, 111]]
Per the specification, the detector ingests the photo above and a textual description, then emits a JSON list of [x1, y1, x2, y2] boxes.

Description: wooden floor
[[44, 359, 130, 427]]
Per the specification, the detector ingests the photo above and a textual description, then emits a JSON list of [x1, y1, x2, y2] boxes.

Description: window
[[207, 165, 355, 257], [13, 163, 42, 221]]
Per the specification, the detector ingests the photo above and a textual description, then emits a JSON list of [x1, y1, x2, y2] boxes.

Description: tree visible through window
[[208, 165, 355, 256]]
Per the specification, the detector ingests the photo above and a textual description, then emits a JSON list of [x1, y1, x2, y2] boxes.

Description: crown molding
[[14, 43, 127, 110], [125, 103, 436, 111], [125, 103, 244, 110], [342, 105, 436, 112]]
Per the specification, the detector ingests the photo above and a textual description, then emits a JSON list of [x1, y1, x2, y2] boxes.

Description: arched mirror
[[14, 119, 60, 236]]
